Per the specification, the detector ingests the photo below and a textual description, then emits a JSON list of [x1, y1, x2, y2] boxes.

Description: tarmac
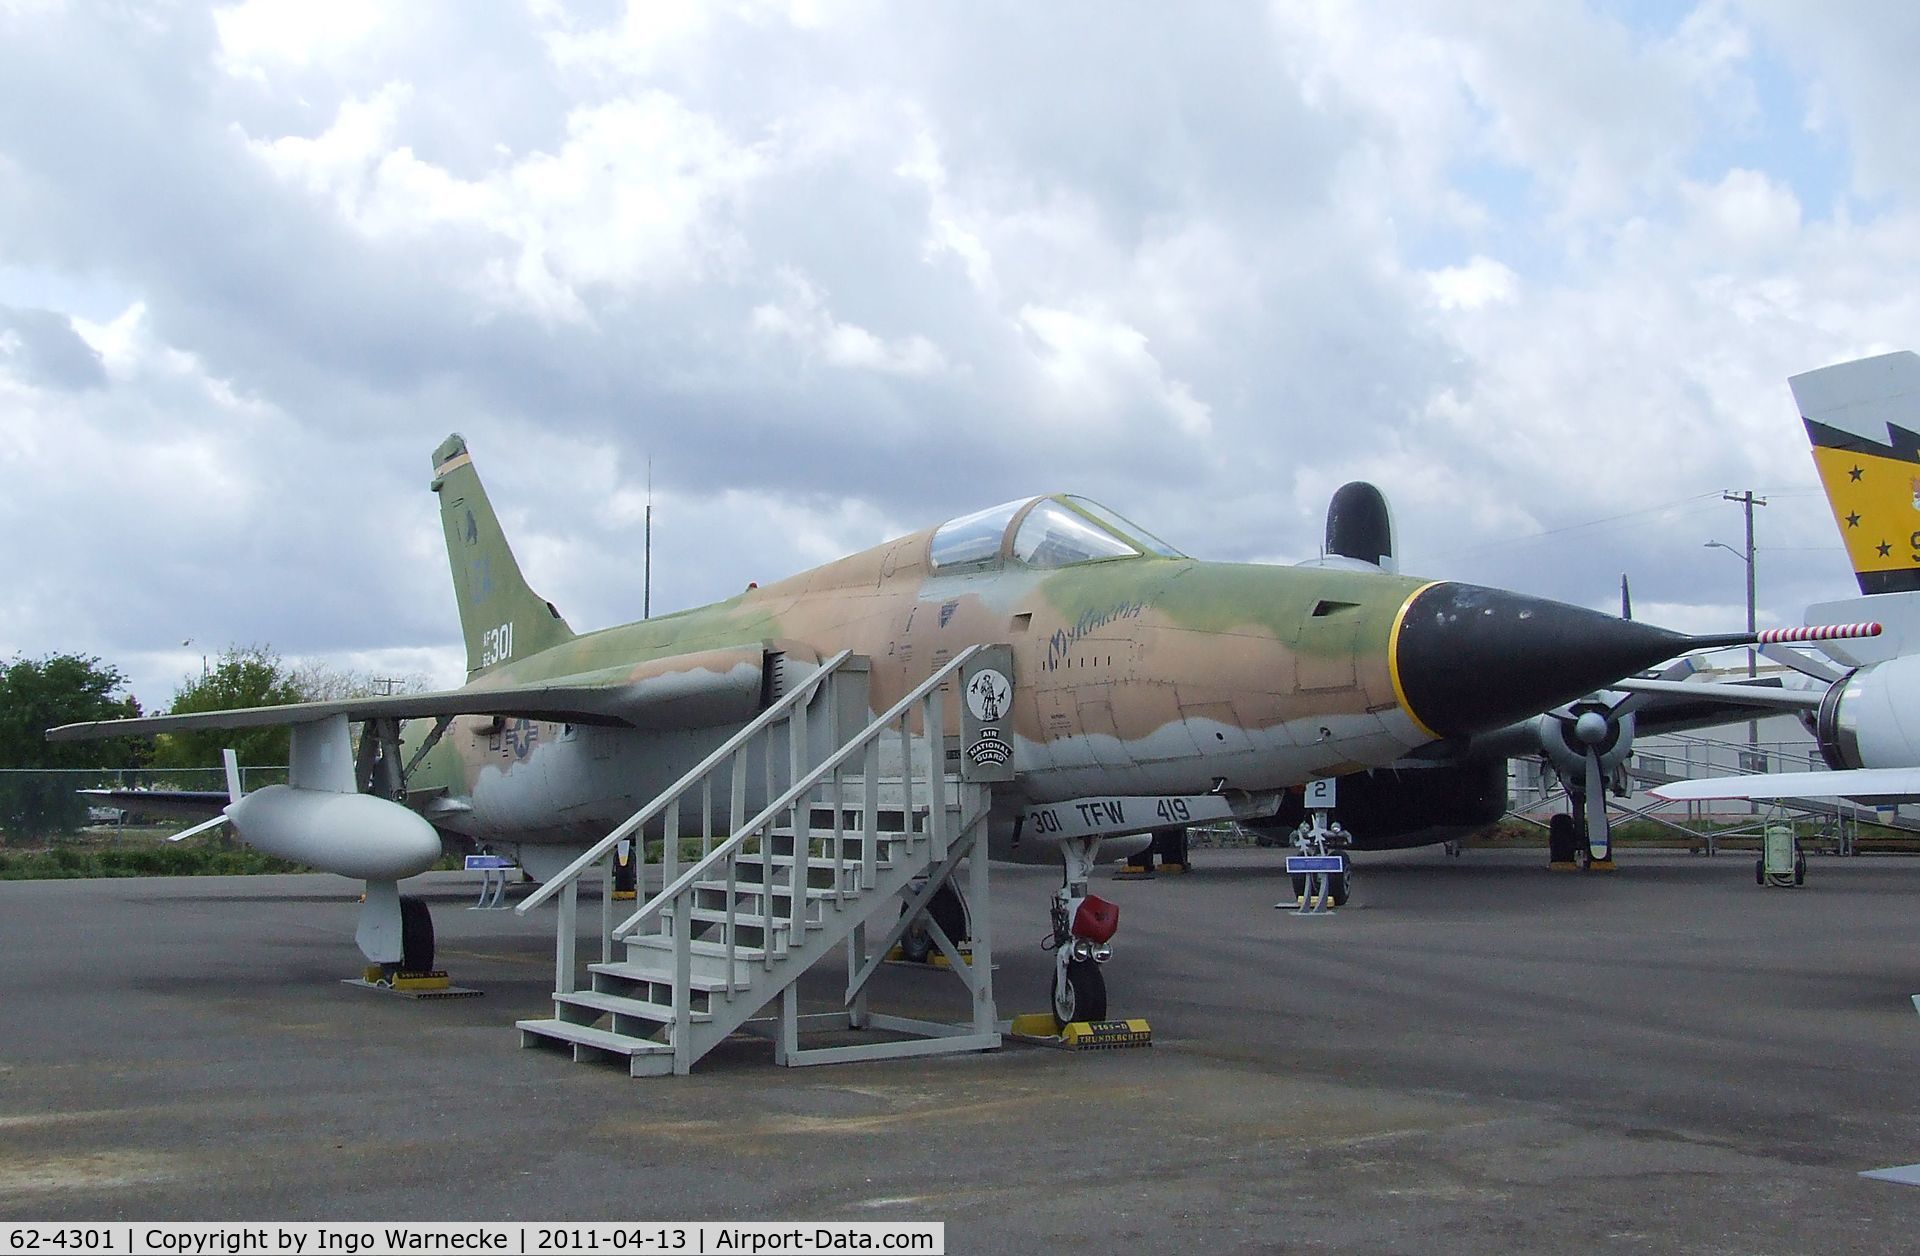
[[4, 846, 1920, 1252]]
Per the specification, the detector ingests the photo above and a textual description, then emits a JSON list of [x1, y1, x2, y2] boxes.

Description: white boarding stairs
[[514, 646, 1001, 1076]]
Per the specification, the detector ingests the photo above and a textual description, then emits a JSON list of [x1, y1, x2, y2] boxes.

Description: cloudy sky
[[5, 0, 1920, 710]]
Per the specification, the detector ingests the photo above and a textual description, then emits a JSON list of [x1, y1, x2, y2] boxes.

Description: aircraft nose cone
[[1393, 582, 1691, 738]]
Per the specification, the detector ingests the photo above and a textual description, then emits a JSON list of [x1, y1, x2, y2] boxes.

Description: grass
[[0, 824, 465, 880], [0, 832, 300, 879]]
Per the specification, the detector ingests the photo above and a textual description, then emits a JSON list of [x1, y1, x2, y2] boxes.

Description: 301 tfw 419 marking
[[1019, 793, 1237, 841]]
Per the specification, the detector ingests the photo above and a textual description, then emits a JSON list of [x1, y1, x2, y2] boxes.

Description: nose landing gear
[[1044, 836, 1118, 1029], [1007, 834, 1153, 1051]]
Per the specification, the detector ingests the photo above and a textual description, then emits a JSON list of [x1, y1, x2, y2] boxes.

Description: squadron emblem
[[965, 667, 1010, 723]]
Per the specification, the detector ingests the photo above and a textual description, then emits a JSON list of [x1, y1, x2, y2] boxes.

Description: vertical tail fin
[[430, 434, 575, 679], [1791, 350, 1920, 595]]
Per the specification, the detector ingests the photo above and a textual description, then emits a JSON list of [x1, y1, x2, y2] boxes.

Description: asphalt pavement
[[4, 847, 1919, 1252]]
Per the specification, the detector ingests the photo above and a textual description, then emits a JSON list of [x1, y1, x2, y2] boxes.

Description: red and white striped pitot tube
[[1755, 622, 1882, 643]]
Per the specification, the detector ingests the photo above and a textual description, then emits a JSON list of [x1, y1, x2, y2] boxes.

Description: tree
[[148, 645, 307, 774], [0, 654, 143, 836], [288, 661, 427, 702]]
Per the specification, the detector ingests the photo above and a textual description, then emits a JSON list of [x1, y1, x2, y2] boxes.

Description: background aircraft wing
[[1652, 768, 1920, 802], [79, 788, 228, 822], [1608, 676, 1823, 712], [48, 644, 777, 741]]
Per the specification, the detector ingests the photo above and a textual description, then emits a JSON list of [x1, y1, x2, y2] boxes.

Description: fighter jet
[[52, 434, 1779, 1022]]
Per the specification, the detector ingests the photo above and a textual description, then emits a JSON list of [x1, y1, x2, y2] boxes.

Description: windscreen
[[1012, 499, 1140, 567]]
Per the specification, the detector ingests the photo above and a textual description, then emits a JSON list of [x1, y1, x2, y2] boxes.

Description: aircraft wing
[[1609, 677, 1823, 712], [79, 788, 228, 822], [1651, 768, 1920, 802], [1449, 676, 1817, 763], [48, 645, 775, 742]]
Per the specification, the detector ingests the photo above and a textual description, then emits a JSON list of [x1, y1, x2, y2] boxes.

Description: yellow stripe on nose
[[1387, 580, 1444, 742]]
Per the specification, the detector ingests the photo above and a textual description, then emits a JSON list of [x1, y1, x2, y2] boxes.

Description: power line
[[1415, 491, 1723, 563]]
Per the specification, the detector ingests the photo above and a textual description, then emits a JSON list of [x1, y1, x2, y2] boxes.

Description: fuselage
[[405, 514, 1441, 863], [402, 484, 1708, 876]]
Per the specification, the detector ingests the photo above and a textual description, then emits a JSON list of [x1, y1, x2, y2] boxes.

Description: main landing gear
[[899, 879, 972, 964], [1044, 836, 1119, 1027], [349, 879, 474, 997], [1117, 826, 1191, 878]]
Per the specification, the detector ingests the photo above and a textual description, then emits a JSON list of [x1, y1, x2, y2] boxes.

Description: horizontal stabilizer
[[1652, 768, 1920, 802]]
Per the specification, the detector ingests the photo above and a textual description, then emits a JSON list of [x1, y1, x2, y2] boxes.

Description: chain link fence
[[0, 766, 287, 842]]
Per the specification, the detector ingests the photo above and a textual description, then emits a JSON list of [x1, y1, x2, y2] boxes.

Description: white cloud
[[749, 271, 946, 376], [1018, 305, 1213, 440], [214, 0, 390, 79], [9, 0, 1920, 711], [244, 87, 766, 322], [1425, 255, 1519, 311]]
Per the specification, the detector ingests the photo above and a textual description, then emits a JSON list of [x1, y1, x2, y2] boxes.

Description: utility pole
[[1724, 489, 1768, 755], [643, 456, 653, 620]]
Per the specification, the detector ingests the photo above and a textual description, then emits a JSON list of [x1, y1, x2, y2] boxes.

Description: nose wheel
[[1053, 958, 1106, 1026], [1045, 836, 1120, 1030]]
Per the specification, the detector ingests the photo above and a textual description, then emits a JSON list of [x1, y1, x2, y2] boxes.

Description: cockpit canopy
[[928, 495, 1184, 571]]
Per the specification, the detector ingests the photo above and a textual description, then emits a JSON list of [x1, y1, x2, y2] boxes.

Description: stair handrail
[[514, 648, 855, 916], [613, 643, 984, 940]]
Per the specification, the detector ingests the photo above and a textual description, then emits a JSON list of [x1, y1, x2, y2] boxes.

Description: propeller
[[1542, 657, 1700, 863], [1582, 729, 1608, 857], [167, 748, 241, 843]]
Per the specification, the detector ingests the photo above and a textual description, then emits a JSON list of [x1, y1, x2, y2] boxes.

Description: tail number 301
[[481, 622, 514, 667]]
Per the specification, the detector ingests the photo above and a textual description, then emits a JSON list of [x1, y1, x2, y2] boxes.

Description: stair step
[[693, 879, 843, 903], [615, 941, 776, 983], [625, 934, 780, 964], [768, 824, 922, 845], [737, 849, 905, 870], [517, 1017, 675, 1061], [655, 903, 818, 933], [557, 988, 710, 1026], [592, 959, 747, 993]]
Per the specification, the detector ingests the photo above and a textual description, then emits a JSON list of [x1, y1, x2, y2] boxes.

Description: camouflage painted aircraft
[[54, 434, 1780, 1013]]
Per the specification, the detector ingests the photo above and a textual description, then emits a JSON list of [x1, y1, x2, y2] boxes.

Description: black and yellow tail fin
[[430, 434, 575, 679], [1791, 350, 1920, 595]]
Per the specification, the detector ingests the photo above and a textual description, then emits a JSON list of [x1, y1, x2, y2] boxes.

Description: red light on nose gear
[[1072, 895, 1119, 943]]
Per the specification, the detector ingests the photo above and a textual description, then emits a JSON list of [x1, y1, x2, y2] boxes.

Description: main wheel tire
[[1330, 872, 1351, 907], [1549, 814, 1578, 864], [898, 881, 968, 963], [1290, 872, 1307, 899], [399, 895, 434, 973], [1795, 854, 1807, 887], [1052, 958, 1107, 1028], [1755, 858, 1765, 886]]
